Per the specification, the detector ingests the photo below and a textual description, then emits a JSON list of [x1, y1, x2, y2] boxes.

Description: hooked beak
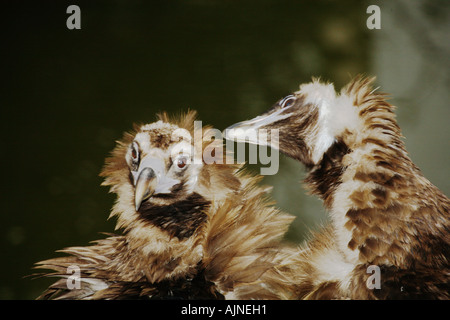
[[134, 167, 158, 211], [133, 156, 180, 211]]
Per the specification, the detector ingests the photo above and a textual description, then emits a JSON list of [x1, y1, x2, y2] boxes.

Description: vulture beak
[[227, 116, 264, 132], [224, 116, 267, 146], [133, 156, 180, 211], [224, 108, 291, 146], [134, 167, 158, 211]]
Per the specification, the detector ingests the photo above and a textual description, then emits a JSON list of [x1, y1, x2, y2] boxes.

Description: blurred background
[[1, 0, 448, 299]]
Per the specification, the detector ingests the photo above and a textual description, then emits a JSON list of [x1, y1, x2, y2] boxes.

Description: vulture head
[[224, 78, 365, 167], [100, 112, 242, 271]]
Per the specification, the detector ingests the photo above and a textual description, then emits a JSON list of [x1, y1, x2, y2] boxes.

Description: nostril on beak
[[134, 167, 158, 211]]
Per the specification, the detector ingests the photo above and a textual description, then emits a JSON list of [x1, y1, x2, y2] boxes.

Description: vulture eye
[[176, 156, 189, 169], [131, 148, 138, 160], [280, 95, 296, 108], [130, 142, 140, 170]]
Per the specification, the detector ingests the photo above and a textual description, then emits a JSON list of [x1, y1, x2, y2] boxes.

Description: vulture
[[34, 111, 299, 300], [225, 76, 450, 299]]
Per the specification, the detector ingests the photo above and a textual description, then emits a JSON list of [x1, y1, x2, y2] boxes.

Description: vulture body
[[34, 111, 298, 300], [226, 76, 450, 299]]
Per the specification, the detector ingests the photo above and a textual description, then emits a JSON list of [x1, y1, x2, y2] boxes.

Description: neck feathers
[[306, 76, 450, 268]]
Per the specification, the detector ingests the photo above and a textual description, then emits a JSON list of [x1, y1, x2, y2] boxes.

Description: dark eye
[[130, 142, 140, 169], [176, 157, 188, 169], [131, 148, 138, 160], [280, 95, 296, 108]]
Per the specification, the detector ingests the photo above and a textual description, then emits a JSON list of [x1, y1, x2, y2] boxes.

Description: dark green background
[[1, 0, 448, 299]]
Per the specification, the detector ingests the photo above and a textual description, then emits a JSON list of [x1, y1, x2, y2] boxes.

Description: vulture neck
[[305, 85, 450, 268]]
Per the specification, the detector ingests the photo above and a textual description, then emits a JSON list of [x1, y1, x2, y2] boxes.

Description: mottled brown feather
[[227, 76, 450, 299], [33, 111, 299, 300]]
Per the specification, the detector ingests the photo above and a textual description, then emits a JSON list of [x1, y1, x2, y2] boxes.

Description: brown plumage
[[226, 76, 450, 299], [34, 111, 298, 300]]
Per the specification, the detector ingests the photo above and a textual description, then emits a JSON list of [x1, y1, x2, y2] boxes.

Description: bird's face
[[128, 122, 202, 211], [101, 112, 241, 243], [225, 80, 359, 166], [226, 93, 316, 167]]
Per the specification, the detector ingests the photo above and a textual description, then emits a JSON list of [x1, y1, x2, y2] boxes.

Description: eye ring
[[280, 95, 296, 108]]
